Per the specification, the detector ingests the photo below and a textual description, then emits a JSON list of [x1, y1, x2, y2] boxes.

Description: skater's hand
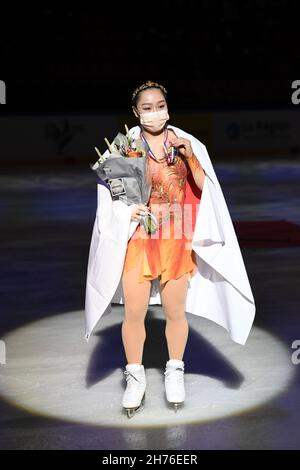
[[131, 204, 149, 222], [168, 136, 193, 159]]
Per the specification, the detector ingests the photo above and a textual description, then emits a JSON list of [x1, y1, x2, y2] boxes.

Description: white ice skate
[[122, 363, 146, 418], [164, 359, 185, 412]]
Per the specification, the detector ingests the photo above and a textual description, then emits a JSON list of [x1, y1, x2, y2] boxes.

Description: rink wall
[[1, 109, 299, 165]]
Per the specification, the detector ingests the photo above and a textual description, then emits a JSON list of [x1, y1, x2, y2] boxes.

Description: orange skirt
[[122, 216, 198, 284]]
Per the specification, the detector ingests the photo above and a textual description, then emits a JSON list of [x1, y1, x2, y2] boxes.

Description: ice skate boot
[[164, 359, 185, 412], [122, 363, 146, 418]]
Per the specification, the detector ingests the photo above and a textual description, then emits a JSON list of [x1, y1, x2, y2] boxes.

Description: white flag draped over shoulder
[[84, 124, 256, 345]]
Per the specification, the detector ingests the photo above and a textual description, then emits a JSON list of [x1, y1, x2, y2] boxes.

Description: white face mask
[[139, 108, 169, 132]]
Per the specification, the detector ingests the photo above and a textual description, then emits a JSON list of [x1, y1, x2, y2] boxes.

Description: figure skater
[[121, 80, 206, 417]]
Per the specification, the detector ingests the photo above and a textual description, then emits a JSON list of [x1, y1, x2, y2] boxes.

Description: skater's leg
[[161, 273, 189, 360], [121, 256, 151, 364]]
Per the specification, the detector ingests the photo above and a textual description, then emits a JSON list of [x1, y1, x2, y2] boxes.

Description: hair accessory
[[132, 80, 167, 103]]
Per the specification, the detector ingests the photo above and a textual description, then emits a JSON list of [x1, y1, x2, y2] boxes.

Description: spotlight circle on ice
[[0, 309, 295, 428]]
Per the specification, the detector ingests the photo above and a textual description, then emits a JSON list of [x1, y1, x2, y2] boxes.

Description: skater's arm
[[168, 135, 206, 191], [185, 153, 206, 191]]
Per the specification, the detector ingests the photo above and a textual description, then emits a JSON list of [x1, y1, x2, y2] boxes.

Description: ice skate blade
[[169, 401, 184, 412], [124, 393, 146, 419]]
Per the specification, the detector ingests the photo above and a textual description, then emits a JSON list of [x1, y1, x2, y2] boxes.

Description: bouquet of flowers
[[90, 124, 158, 234]]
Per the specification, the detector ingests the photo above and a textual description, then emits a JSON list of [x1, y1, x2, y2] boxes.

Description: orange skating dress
[[122, 149, 201, 285]]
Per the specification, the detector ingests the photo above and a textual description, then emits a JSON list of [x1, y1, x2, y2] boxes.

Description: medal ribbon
[[140, 128, 176, 165]]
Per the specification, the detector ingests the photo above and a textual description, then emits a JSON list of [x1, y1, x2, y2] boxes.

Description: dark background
[[1, 1, 299, 111]]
